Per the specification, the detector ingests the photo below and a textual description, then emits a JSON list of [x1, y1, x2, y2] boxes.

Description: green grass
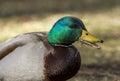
[[0, 9, 120, 81]]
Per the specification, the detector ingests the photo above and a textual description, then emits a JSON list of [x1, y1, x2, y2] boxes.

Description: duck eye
[[69, 24, 79, 28], [86, 33, 88, 35]]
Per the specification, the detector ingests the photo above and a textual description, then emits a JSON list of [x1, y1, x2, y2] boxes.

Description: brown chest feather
[[44, 46, 81, 81]]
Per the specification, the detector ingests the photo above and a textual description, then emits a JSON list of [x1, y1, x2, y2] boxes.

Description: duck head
[[48, 16, 103, 49]]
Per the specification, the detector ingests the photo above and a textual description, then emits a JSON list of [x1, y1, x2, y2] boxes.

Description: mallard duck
[[0, 16, 103, 81]]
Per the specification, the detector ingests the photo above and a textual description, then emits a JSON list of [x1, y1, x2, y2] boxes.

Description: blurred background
[[0, 0, 120, 81]]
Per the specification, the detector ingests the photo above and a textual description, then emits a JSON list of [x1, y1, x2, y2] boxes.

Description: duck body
[[0, 32, 80, 81]]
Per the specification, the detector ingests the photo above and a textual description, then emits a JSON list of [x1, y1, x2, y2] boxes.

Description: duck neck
[[52, 45, 70, 58]]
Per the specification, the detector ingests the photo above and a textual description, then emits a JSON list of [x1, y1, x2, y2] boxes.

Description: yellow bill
[[80, 30, 103, 49]]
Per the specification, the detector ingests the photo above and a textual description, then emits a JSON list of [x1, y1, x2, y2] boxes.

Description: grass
[[0, 8, 120, 81]]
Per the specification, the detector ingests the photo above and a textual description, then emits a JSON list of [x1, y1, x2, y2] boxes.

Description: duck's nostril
[[100, 40, 104, 43]]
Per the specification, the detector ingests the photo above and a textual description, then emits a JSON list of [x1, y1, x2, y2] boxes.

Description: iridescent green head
[[48, 16, 103, 48], [48, 16, 86, 45]]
